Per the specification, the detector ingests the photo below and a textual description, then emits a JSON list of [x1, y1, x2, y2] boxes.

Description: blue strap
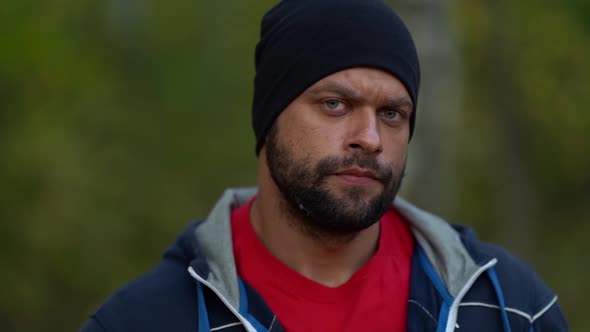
[[417, 246, 453, 303], [487, 268, 512, 332], [238, 278, 270, 332], [417, 246, 454, 332], [238, 278, 249, 314], [196, 281, 211, 332], [196, 278, 269, 332]]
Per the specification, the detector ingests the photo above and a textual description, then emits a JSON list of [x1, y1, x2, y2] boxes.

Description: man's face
[[263, 67, 413, 238]]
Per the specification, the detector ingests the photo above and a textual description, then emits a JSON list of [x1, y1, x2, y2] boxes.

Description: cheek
[[279, 115, 339, 157], [389, 147, 408, 171], [301, 126, 344, 160], [382, 133, 409, 163]]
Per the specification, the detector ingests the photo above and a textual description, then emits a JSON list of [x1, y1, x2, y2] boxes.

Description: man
[[82, 0, 569, 331]]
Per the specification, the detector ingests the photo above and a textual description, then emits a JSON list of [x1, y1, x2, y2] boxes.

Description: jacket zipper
[[188, 266, 258, 332], [444, 258, 498, 332]]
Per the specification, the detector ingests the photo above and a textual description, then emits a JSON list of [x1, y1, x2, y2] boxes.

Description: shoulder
[[455, 225, 568, 329], [82, 259, 198, 332]]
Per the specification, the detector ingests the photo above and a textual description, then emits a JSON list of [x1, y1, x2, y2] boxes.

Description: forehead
[[304, 67, 410, 99]]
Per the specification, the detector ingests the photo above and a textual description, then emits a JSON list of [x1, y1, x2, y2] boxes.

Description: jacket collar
[[190, 187, 488, 312]]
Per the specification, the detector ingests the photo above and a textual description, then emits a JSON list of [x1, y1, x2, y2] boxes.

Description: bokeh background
[[1, 0, 588, 330]]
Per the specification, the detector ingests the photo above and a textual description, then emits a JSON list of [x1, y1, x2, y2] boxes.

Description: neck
[[251, 157, 381, 287]]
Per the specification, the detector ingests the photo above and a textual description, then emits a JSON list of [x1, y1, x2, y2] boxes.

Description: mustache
[[314, 153, 393, 183]]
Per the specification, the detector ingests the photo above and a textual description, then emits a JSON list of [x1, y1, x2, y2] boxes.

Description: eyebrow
[[305, 82, 414, 111]]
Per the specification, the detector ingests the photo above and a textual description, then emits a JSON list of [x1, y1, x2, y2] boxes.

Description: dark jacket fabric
[[81, 188, 569, 332]]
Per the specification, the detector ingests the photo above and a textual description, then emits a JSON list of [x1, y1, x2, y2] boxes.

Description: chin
[[333, 182, 383, 197]]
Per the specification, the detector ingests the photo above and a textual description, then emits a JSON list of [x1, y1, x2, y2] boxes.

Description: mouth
[[335, 168, 377, 178], [332, 168, 381, 186]]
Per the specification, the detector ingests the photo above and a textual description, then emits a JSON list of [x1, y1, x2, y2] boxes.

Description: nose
[[344, 108, 383, 155]]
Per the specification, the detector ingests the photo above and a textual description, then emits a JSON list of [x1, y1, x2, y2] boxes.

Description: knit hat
[[252, 0, 421, 154]]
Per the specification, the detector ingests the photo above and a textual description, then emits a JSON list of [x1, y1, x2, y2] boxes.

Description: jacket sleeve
[[531, 297, 569, 332], [78, 259, 199, 332]]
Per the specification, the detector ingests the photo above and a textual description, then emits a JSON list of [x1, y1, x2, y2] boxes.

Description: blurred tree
[[0, 0, 587, 331], [389, 0, 462, 220], [456, 0, 590, 329]]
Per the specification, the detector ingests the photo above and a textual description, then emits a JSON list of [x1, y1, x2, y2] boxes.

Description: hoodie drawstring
[[487, 267, 512, 332]]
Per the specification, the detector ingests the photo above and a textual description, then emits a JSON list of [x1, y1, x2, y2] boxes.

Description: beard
[[265, 125, 406, 241]]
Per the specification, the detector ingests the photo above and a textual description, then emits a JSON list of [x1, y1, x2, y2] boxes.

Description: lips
[[331, 168, 381, 187], [336, 168, 378, 180]]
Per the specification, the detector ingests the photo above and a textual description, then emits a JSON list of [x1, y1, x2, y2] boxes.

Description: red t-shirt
[[231, 198, 415, 332]]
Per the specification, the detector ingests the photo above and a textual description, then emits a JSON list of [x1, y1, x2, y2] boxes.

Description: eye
[[381, 109, 400, 120], [321, 99, 348, 115], [324, 99, 344, 111]]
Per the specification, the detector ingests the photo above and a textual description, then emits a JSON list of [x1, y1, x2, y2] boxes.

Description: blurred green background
[[1, 0, 588, 330]]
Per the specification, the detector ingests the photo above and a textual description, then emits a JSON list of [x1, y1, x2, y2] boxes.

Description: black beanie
[[252, 0, 421, 154]]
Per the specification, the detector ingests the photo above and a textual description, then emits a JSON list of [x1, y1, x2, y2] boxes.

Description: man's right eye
[[323, 99, 346, 113], [325, 100, 341, 109]]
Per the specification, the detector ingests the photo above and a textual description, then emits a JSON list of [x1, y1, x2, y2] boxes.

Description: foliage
[[0, 0, 587, 330], [455, 0, 590, 329]]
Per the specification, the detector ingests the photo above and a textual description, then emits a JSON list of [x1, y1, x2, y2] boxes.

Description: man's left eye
[[381, 109, 400, 120], [325, 100, 343, 110]]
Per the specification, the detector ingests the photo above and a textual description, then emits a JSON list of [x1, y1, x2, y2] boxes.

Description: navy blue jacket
[[81, 188, 569, 332]]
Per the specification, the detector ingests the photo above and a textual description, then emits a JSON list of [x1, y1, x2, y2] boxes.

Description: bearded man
[[82, 0, 569, 331]]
